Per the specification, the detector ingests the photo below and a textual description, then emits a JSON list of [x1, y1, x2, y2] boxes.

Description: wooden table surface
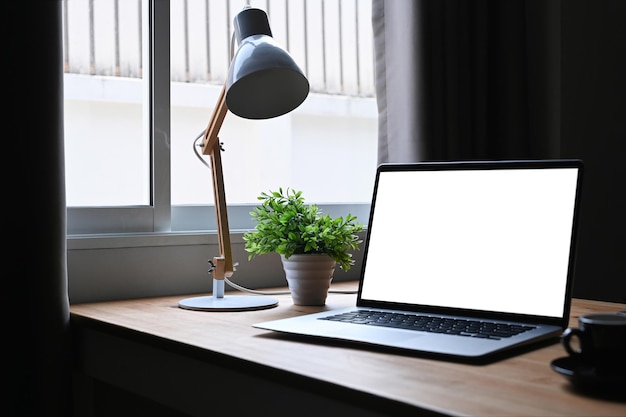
[[70, 282, 626, 417]]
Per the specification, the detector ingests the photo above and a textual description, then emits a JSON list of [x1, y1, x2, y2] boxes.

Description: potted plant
[[243, 188, 364, 305]]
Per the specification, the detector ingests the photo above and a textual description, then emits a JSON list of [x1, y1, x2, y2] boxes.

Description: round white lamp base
[[178, 295, 278, 311]]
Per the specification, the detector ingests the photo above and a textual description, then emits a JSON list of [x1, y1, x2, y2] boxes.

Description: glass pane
[[170, 0, 378, 206], [63, 0, 149, 207]]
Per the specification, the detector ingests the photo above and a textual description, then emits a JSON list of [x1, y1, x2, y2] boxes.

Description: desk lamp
[[178, 6, 309, 311]]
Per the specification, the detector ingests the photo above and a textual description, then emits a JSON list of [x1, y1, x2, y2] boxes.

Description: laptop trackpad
[[327, 326, 425, 345]]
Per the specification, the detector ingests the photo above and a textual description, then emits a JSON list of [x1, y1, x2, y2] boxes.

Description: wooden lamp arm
[[202, 85, 228, 155], [201, 85, 233, 279]]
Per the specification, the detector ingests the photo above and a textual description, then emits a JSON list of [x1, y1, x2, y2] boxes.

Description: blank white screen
[[360, 167, 579, 318]]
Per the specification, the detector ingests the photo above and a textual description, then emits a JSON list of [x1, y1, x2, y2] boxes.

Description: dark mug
[[561, 313, 626, 367]]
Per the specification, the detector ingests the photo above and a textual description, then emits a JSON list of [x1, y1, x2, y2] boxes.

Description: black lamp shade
[[226, 8, 309, 120]]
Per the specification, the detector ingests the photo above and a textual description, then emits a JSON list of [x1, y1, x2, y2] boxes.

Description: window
[[64, 0, 376, 303], [65, 0, 376, 234]]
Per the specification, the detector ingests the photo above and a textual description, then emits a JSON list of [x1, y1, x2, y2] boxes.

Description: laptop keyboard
[[319, 310, 536, 340]]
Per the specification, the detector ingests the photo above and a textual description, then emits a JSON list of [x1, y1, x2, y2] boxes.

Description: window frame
[[67, 0, 170, 235], [66, 0, 371, 237]]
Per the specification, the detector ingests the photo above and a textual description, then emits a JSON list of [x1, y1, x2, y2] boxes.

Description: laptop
[[253, 159, 584, 361]]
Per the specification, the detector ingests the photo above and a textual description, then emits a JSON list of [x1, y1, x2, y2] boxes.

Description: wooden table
[[70, 282, 626, 417]]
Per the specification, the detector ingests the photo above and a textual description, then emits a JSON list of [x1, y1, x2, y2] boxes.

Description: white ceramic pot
[[280, 254, 336, 306]]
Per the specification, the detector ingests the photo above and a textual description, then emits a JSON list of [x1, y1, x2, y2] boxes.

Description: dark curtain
[[372, 0, 626, 303], [7, 1, 72, 416], [373, 0, 561, 163]]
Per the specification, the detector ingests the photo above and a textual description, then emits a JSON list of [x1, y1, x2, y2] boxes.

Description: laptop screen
[[359, 161, 582, 319]]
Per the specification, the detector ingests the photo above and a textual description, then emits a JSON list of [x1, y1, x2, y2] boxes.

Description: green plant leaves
[[243, 188, 364, 271]]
